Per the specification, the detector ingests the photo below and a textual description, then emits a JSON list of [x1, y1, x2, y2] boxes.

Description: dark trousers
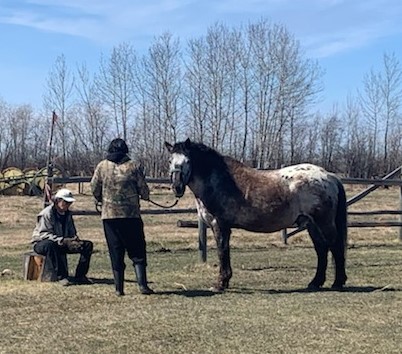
[[33, 239, 93, 280], [102, 218, 147, 272]]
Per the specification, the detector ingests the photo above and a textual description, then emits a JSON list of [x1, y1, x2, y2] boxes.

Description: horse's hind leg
[[312, 221, 347, 289], [212, 224, 232, 292], [307, 222, 328, 289], [329, 235, 347, 289]]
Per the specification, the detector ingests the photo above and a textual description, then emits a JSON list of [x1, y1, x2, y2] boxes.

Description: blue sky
[[0, 0, 401, 112]]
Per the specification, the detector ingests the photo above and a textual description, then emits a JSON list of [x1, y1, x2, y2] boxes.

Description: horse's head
[[164, 138, 192, 198]]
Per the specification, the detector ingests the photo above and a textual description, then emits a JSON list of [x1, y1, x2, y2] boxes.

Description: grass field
[[1, 184, 402, 353]]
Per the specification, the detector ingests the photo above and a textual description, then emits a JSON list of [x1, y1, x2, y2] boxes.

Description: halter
[[170, 167, 182, 177], [170, 163, 191, 186], [168, 151, 192, 197]]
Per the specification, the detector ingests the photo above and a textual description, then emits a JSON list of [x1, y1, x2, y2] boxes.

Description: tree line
[[0, 19, 401, 179]]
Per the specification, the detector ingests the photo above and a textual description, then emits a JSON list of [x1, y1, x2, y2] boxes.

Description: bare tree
[[318, 110, 343, 171], [8, 105, 34, 168], [246, 20, 322, 168], [342, 95, 367, 177], [186, 23, 240, 151], [74, 63, 111, 170], [28, 111, 49, 169], [0, 102, 48, 171], [0, 99, 12, 169], [43, 54, 75, 169], [132, 33, 183, 176], [95, 42, 137, 140], [379, 52, 402, 171], [235, 28, 253, 161], [185, 37, 208, 142], [359, 68, 383, 171], [358, 52, 402, 175]]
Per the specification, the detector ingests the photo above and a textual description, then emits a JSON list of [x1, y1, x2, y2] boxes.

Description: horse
[[164, 138, 348, 292]]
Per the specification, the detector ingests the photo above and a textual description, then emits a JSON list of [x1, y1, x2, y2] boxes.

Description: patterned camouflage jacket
[[32, 204, 77, 243], [90, 159, 150, 219]]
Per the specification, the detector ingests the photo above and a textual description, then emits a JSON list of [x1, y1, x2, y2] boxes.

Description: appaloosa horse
[[165, 138, 348, 292]]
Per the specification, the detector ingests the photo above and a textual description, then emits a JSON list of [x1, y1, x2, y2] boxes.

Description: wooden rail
[[73, 208, 197, 216]]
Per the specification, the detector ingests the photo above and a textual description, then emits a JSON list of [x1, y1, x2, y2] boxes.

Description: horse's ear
[[164, 141, 173, 152], [184, 138, 191, 148]]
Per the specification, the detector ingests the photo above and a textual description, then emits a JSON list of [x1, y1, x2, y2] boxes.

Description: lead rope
[[95, 201, 102, 214], [147, 198, 179, 209], [95, 198, 179, 213]]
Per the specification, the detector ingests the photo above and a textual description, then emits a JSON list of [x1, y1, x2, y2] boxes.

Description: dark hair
[[107, 138, 129, 154]]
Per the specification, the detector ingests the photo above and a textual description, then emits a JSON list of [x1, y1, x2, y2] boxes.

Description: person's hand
[[62, 238, 84, 252]]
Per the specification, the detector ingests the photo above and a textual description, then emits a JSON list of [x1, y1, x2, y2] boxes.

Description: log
[[348, 221, 402, 227], [177, 220, 199, 228]]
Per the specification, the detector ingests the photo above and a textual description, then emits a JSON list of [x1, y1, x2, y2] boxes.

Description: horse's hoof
[[307, 283, 321, 290], [210, 285, 224, 293], [331, 283, 345, 290]]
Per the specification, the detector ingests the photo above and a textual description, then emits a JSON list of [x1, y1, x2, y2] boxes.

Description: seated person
[[31, 188, 93, 286]]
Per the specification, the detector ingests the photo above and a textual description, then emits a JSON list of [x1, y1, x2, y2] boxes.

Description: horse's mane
[[173, 141, 224, 166], [173, 140, 250, 174]]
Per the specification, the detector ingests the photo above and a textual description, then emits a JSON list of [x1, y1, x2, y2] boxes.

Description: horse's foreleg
[[212, 225, 232, 292]]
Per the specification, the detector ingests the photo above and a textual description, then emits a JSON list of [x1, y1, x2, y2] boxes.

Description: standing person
[[90, 138, 154, 296], [32, 188, 94, 286]]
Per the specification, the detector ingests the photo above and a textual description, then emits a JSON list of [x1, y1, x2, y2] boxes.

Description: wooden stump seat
[[23, 251, 52, 281]]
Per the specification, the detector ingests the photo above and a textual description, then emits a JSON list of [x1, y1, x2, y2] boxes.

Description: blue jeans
[[33, 239, 93, 280]]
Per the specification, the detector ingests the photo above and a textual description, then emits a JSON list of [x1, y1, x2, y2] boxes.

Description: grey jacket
[[31, 204, 77, 243]]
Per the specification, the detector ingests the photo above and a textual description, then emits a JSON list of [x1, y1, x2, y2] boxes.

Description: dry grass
[[1, 184, 402, 353]]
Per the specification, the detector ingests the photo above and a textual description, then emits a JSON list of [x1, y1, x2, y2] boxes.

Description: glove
[[62, 238, 84, 252]]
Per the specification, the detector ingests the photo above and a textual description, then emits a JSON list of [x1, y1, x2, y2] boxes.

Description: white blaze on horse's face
[[169, 152, 191, 197]]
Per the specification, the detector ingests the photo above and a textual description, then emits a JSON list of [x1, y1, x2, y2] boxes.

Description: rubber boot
[[134, 264, 154, 295], [113, 270, 125, 296]]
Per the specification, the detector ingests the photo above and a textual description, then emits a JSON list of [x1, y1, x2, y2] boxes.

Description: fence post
[[280, 164, 288, 244], [400, 168, 402, 242], [198, 216, 207, 262], [281, 229, 288, 244]]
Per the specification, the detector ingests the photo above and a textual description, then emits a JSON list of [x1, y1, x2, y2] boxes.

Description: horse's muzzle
[[172, 184, 186, 198]]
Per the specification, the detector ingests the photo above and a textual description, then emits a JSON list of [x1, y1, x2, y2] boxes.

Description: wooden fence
[[51, 166, 402, 262]]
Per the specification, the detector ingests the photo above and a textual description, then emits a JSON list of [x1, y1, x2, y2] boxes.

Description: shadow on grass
[[228, 285, 401, 295], [156, 289, 220, 297], [85, 277, 145, 285], [71, 278, 219, 299], [71, 278, 400, 296]]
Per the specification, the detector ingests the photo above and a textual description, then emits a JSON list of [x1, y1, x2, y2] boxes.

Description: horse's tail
[[335, 178, 348, 258]]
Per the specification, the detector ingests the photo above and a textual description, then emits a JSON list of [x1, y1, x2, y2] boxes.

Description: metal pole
[[43, 111, 57, 207], [280, 164, 288, 244], [281, 229, 288, 244], [399, 167, 402, 242]]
